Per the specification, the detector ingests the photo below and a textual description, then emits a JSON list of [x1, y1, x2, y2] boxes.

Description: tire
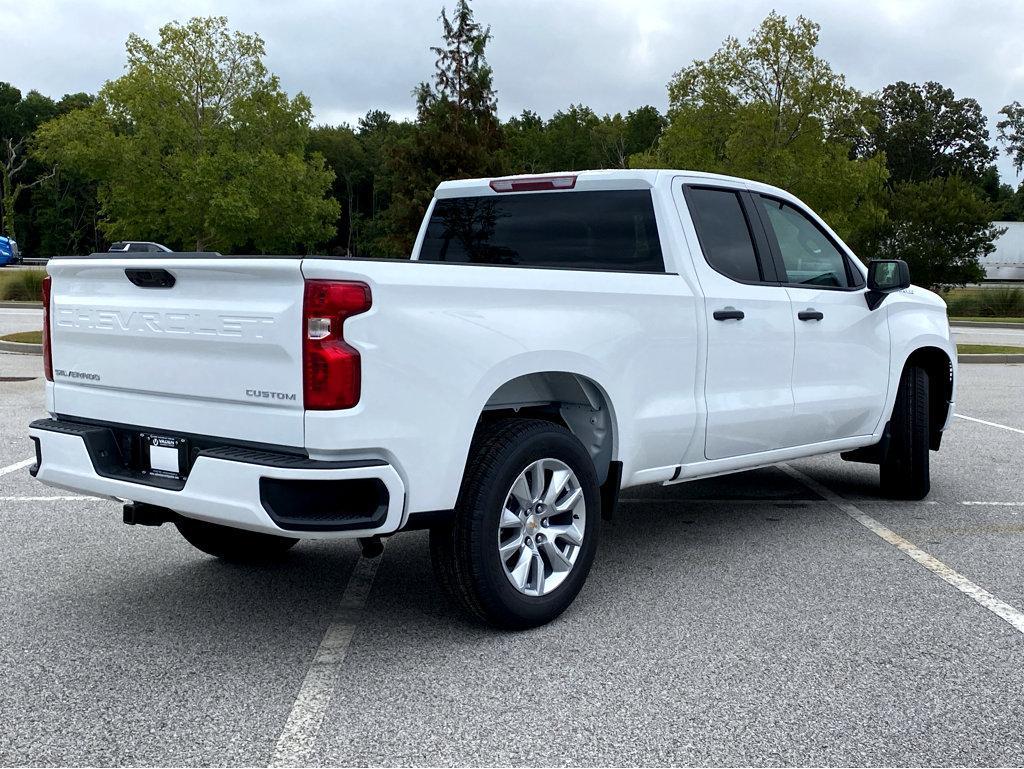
[[175, 517, 299, 562], [880, 365, 930, 500], [430, 418, 601, 630]]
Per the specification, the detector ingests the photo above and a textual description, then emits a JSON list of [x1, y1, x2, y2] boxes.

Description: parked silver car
[[107, 241, 172, 254]]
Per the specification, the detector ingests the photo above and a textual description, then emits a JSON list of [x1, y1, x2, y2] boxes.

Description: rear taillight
[[303, 280, 371, 410], [41, 275, 52, 381]]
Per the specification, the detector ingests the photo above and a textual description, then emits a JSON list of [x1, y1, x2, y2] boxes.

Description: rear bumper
[[29, 419, 406, 540]]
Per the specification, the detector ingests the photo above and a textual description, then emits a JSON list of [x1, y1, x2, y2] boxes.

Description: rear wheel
[[880, 365, 930, 500], [175, 517, 299, 562], [430, 418, 601, 629]]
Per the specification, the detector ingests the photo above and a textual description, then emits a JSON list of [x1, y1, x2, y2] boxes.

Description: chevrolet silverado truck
[[29, 170, 956, 629]]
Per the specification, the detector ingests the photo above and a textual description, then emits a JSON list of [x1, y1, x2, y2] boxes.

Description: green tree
[[309, 124, 367, 255], [998, 101, 1024, 175], [544, 104, 603, 169], [29, 93, 101, 256], [0, 83, 58, 243], [858, 176, 1000, 289], [645, 12, 888, 242], [866, 81, 996, 184], [353, 111, 416, 256], [860, 82, 1003, 282], [34, 16, 338, 253], [977, 167, 1023, 222], [501, 110, 547, 173], [501, 105, 665, 174], [623, 106, 666, 158], [998, 184, 1024, 221], [383, 0, 503, 254], [593, 106, 666, 168]]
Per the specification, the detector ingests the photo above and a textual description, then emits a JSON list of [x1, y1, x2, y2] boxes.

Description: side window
[[757, 197, 851, 288], [684, 187, 763, 283]]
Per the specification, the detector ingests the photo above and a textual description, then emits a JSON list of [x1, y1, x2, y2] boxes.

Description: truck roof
[[435, 169, 796, 201]]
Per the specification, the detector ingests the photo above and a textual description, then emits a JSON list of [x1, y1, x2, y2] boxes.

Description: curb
[[958, 353, 1024, 364], [951, 320, 1024, 330], [0, 301, 42, 309], [0, 341, 42, 355]]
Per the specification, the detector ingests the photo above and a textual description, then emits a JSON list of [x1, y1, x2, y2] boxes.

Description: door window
[[757, 197, 851, 288], [684, 187, 763, 283]]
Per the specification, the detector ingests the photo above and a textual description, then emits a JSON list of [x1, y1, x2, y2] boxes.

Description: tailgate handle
[[125, 268, 175, 289]]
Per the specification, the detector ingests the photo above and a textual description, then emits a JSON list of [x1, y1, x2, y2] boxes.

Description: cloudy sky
[[5, 0, 1023, 182]]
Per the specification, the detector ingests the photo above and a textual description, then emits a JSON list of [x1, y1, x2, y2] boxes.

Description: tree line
[[2, 2, 1024, 288]]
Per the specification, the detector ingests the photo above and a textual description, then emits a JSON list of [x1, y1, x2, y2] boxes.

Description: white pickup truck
[[29, 169, 956, 628]]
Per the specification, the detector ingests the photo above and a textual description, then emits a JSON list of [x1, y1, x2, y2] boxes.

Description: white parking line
[[779, 463, 1024, 636], [0, 495, 102, 501], [623, 497, 938, 506], [269, 553, 382, 767], [962, 501, 1024, 507], [0, 458, 33, 477], [622, 497, 830, 504], [956, 413, 1024, 435]]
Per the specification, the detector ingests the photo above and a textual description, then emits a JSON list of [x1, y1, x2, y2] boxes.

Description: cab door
[[678, 181, 797, 460], [751, 193, 890, 444]]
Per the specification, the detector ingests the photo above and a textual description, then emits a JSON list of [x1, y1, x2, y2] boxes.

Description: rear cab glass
[[419, 190, 665, 272]]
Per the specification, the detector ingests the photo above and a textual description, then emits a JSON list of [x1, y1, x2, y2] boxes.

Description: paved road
[[952, 324, 1024, 348], [0, 307, 42, 337], [1, 359, 1023, 765]]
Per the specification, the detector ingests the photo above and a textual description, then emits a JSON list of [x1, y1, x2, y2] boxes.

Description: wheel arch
[[478, 371, 618, 485], [902, 345, 955, 449]]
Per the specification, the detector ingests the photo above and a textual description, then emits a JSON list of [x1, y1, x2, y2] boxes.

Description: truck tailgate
[[47, 257, 306, 447]]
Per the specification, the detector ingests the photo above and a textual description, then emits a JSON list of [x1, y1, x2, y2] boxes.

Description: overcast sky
[[5, 0, 1023, 183]]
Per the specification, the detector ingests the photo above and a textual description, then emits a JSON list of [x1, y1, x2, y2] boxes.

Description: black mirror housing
[[865, 259, 911, 310], [867, 259, 911, 293]]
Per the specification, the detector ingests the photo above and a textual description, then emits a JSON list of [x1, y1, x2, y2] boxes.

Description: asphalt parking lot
[[1, 350, 1023, 767]]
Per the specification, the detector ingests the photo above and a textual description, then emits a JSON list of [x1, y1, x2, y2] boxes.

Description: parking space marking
[[0, 495, 102, 501], [956, 413, 1024, 435], [623, 498, 830, 504], [962, 501, 1024, 507], [624, 497, 938, 506], [0, 458, 33, 477], [779, 463, 1024, 636], [269, 553, 382, 768]]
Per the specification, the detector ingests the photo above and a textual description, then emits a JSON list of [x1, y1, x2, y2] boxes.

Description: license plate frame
[[142, 433, 189, 479]]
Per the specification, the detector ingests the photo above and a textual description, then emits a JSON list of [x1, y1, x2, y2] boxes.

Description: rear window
[[419, 190, 664, 272], [684, 187, 763, 283]]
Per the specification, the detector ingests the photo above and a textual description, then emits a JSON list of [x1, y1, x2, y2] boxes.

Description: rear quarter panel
[[301, 259, 700, 514]]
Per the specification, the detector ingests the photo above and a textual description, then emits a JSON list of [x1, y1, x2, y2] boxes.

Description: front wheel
[[880, 365, 930, 500], [175, 517, 299, 562], [430, 418, 601, 629]]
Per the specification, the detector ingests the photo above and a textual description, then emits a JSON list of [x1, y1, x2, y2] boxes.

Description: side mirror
[[865, 259, 911, 310]]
